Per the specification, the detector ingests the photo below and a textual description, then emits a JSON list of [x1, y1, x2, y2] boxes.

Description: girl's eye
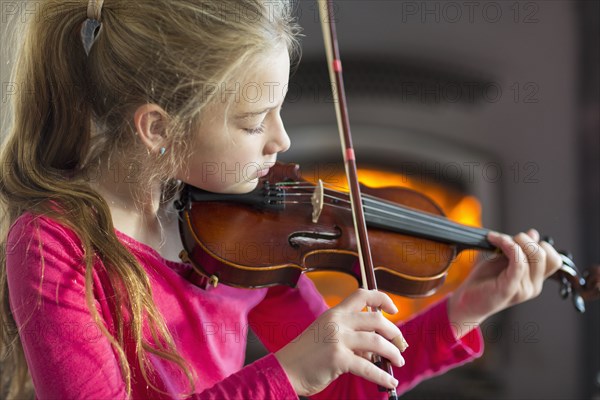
[[244, 123, 266, 135]]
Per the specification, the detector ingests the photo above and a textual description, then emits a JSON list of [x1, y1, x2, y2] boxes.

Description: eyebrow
[[234, 106, 277, 120], [234, 85, 289, 120]]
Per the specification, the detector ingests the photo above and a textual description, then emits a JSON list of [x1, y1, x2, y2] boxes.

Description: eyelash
[[244, 123, 266, 135]]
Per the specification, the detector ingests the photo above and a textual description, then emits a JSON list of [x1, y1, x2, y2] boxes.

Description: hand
[[448, 229, 563, 338], [274, 289, 405, 397]]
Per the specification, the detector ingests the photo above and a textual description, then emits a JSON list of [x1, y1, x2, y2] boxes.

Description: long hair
[[0, 1, 301, 398]]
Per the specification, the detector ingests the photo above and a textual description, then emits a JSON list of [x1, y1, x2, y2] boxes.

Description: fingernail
[[528, 229, 540, 240], [393, 378, 399, 387], [392, 334, 409, 352], [488, 231, 500, 239]]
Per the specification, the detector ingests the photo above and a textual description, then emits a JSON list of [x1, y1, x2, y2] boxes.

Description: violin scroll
[[553, 252, 600, 313]]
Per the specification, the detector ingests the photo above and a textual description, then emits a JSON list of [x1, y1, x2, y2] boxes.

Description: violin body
[[178, 163, 457, 296]]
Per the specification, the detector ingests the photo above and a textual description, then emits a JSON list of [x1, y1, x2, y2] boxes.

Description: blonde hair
[[0, 0, 301, 398]]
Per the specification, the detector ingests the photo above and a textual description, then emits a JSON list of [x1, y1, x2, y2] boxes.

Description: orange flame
[[305, 167, 483, 323]]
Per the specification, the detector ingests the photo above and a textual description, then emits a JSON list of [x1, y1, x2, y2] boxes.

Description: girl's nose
[[264, 118, 290, 155]]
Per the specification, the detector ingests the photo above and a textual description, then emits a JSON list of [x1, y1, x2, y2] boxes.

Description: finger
[[348, 331, 405, 368], [348, 311, 402, 342], [487, 232, 518, 265], [346, 312, 409, 352], [539, 241, 564, 278], [355, 350, 373, 362], [514, 232, 545, 295], [337, 289, 398, 314], [392, 333, 409, 352], [347, 353, 399, 390], [514, 232, 543, 269], [527, 228, 540, 243], [488, 232, 527, 289]]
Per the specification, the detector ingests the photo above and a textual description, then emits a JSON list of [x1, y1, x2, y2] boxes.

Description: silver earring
[[159, 147, 166, 156]]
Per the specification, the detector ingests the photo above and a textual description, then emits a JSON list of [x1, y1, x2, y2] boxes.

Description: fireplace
[[295, 161, 485, 324], [277, 121, 503, 398]]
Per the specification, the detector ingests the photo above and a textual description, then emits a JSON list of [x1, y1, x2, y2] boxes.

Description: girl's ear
[[133, 104, 168, 154]]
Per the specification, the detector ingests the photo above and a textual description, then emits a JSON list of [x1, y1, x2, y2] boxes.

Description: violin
[[175, 161, 600, 313]]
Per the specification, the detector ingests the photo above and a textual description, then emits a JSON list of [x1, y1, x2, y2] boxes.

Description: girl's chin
[[206, 180, 260, 195]]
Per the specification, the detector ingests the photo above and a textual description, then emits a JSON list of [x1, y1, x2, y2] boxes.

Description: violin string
[[280, 192, 310, 197], [274, 184, 488, 243], [279, 196, 488, 247], [279, 200, 350, 212], [360, 194, 490, 239], [309, 195, 489, 244], [362, 200, 489, 244], [272, 181, 484, 239], [276, 181, 347, 190]]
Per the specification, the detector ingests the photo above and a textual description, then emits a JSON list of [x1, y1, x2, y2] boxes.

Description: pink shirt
[[6, 213, 483, 399]]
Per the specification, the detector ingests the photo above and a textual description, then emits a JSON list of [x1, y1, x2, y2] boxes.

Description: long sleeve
[[6, 214, 128, 399], [196, 354, 296, 399], [6, 213, 299, 399], [249, 275, 483, 399]]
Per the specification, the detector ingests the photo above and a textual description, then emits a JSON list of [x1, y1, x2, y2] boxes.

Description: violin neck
[[362, 195, 495, 252]]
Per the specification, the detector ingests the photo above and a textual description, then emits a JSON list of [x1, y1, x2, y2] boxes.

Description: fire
[[305, 166, 483, 323]]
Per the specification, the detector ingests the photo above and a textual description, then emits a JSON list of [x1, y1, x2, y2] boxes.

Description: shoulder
[[6, 212, 85, 271]]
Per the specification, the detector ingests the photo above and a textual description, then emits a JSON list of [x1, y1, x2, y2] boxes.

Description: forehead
[[226, 46, 291, 116]]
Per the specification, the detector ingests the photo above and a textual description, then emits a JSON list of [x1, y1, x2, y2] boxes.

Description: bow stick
[[317, 2, 401, 399]]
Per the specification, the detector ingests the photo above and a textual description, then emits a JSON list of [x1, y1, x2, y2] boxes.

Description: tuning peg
[[573, 294, 585, 313], [559, 276, 571, 299], [559, 250, 574, 261]]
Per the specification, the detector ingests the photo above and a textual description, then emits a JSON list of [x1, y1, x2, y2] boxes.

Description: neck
[[88, 155, 174, 250]]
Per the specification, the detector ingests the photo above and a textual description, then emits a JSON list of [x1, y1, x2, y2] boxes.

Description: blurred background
[[275, 1, 599, 399], [1, 1, 598, 399]]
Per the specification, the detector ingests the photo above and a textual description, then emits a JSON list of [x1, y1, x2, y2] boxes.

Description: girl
[[0, 0, 563, 398]]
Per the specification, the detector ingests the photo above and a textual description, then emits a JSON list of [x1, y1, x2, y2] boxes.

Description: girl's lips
[[256, 168, 271, 178]]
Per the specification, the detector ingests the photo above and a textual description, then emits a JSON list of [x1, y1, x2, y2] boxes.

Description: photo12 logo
[[400, 1, 540, 24]]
